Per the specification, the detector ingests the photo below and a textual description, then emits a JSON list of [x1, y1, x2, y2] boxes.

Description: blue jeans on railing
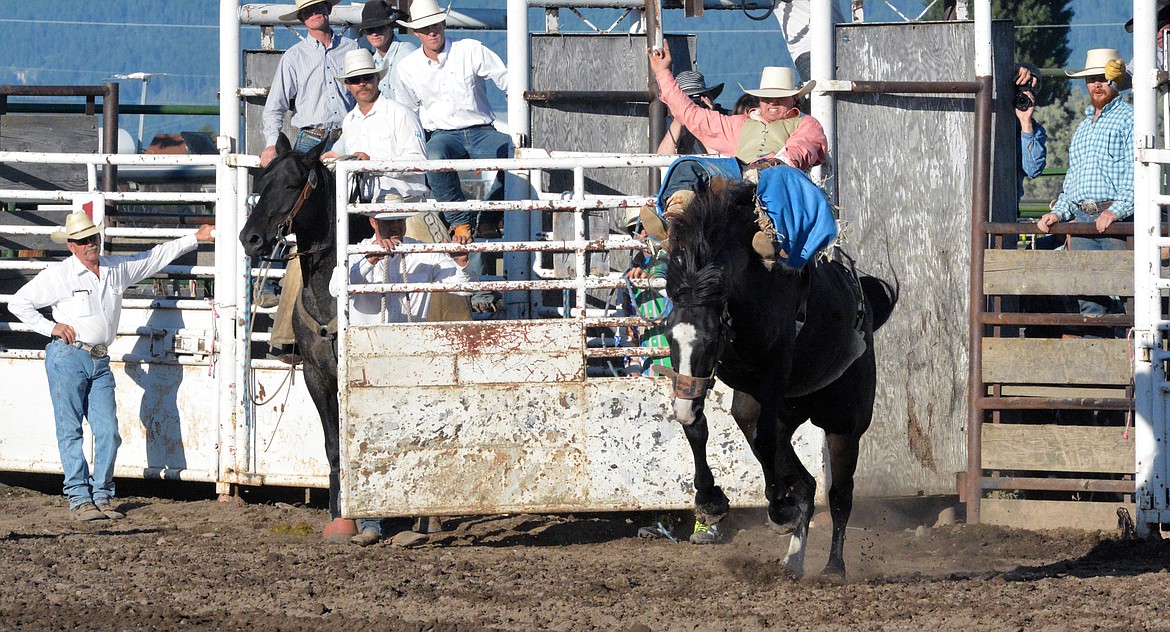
[[1066, 209, 1128, 337], [425, 125, 513, 230], [46, 340, 121, 509]]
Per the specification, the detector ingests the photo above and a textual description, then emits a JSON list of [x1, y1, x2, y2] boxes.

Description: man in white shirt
[[331, 209, 474, 547], [392, 0, 511, 245], [339, 211, 477, 326], [356, 0, 417, 101], [9, 212, 214, 521], [323, 49, 428, 203]]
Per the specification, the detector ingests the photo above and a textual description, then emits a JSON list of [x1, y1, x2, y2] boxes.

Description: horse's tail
[[860, 274, 898, 332]]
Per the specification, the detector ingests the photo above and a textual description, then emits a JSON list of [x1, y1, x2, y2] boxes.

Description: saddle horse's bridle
[[654, 302, 731, 401], [260, 165, 330, 262]]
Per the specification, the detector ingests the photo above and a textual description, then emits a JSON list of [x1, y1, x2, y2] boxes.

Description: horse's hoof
[[767, 503, 803, 534], [322, 518, 358, 541], [821, 561, 846, 580]]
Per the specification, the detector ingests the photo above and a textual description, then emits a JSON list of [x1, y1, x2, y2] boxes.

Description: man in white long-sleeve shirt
[[334, 211, 476, 327], [392, 0, 511, 244], [330, 209, 474, 547], [9, 212, 214, 522]]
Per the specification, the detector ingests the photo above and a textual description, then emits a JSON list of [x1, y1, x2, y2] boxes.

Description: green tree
[[924, 0, 1073, 105]]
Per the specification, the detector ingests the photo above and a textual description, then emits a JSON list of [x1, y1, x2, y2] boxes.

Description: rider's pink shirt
[[655, 68, 827, 169]]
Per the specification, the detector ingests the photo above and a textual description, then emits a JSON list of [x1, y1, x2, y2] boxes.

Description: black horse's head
[[240, 134, 330, 259], [662, 179, 761, 422]]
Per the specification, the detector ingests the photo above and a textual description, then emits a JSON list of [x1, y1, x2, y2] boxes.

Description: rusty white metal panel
[[239, 366, 330, 488], [347, 321, 585, 386], [342, 373, 826, 518], [0, 356, 220, 481], [0, 357, 59, 473]]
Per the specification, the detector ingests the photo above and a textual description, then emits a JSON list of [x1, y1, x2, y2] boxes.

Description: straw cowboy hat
[[358, 0, 406, 31], [278, 0, 340, 23], [336, 49, 388, 81], [676, 71, 724, 100], [397, 0, 449, 30], [741, 67, 815, 99], [51, 211, 103, 244], [1065, 48, 1123, 78]]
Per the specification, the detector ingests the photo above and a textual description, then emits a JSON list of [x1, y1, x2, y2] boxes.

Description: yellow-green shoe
[[689, 519, 722, 544]]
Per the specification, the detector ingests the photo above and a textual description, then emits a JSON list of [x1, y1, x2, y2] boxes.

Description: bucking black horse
[[239, 136, 350, 531], [659, 178, 896, 578]]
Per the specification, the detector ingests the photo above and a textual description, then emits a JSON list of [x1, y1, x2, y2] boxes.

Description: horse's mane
[[666, 179, 764, 306]]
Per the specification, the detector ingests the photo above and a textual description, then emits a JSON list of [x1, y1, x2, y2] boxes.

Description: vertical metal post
[[965, 0, 993, 525], [216, 0, 242, 495], [334, 161, 352, 515], [1133, 0, 1165, 536], [645, 0, 664, 194], [809, 0, 836, 202], [504, 0, 533, 320], [101, 81, 119, 193]]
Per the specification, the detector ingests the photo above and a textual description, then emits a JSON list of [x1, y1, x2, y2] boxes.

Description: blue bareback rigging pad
[[755, 165, 837, 269]]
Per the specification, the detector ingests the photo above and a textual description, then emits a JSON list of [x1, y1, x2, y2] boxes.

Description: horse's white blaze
[[671, 322, 700, 425]]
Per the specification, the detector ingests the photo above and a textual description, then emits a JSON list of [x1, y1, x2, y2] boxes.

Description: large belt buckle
[[89, 343, 108, 359], [1079, 200, 1100, 215]]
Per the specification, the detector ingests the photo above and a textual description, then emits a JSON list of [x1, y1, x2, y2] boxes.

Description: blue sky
[[0, 0, 1136, 145]]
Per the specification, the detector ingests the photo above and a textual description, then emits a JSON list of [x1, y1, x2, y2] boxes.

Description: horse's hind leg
[[823, 432, 860, 577]]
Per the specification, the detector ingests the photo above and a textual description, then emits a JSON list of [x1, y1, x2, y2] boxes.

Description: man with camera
[[1013, 63, 1047, 201]]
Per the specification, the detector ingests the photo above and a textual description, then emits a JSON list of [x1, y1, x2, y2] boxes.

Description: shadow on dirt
[[1004, 537, 1170, 581]]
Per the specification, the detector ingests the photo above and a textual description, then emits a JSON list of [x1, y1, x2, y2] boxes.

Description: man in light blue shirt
[[260, 0, 358, 167], [1037, 48, 1133, 332], [357, 0, 416, 101]]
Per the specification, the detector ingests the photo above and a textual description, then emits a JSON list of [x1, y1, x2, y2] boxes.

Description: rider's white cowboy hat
[[397, 0, 449, 30], [335, 49, 387, 81], [1065, 48, 1123, 78], [740, 67, 815, 99], [278, 0, 340, 23], [51, 211, 103, 244]]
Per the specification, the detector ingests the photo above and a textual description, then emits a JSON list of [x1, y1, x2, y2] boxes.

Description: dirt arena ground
[[0, 474, 1167, 631]]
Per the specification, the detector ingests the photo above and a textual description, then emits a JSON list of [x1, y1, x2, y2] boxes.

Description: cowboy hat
[[397, 0, 449, 30], [1126, 0, 1170, 32], [373, 211, 412, 220], [740, 67, 815, 99], [1065, 48, 1123, 78], [336, 49, 388, 81], [676, 70, 724, 100], [358, 0, 405, 32], [51, 211, 103, 244], [278, 0, 340, 23]]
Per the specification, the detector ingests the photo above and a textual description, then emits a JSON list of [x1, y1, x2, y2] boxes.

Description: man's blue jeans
[[425, 125, 512, 229], [1067, 209, 1128, 336], [45, 340, 121, 509], [293, 129, 338, 155]]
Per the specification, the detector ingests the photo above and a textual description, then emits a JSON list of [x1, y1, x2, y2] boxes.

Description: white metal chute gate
[[329, 155, 825, 518], [1134, 0, 1170, 535]]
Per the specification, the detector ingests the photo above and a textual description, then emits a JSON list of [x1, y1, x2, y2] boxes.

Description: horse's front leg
[[300, 351, 342, 520], [676, 397, 730, 535]]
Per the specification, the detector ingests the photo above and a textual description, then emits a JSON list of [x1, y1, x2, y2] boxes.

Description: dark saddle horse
[[660, 178, 896, 578], [239, 136, 350, 525]]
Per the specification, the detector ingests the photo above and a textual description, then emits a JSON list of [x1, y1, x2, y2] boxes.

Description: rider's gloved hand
[[1105, 59, 1131, 91]]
